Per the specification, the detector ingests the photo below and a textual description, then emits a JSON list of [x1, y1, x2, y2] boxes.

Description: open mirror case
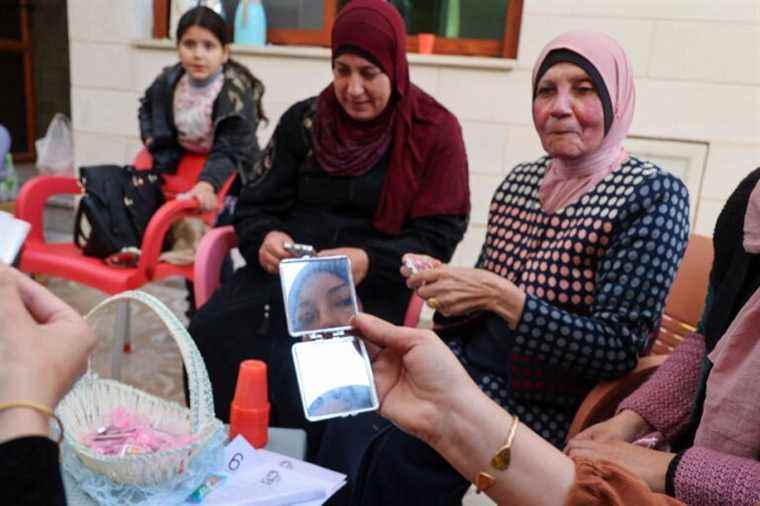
[[279, 255, 379, 421]]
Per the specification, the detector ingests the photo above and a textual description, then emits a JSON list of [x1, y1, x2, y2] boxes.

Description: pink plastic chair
[[194, 225, 425, 327]]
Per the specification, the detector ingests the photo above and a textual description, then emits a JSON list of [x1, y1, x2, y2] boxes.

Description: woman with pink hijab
[[323, 31, 690, 505]]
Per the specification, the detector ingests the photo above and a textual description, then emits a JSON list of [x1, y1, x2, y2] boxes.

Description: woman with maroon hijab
[[321, 30, 689, 505], [188, 0, 469, 457]]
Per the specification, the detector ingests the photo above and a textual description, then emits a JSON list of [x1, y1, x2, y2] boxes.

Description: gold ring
[[427, 297, 440, 310]]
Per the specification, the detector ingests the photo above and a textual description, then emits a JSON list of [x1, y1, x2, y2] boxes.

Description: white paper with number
[[254, 449, 347, 506], [201, 436, 346, 506]]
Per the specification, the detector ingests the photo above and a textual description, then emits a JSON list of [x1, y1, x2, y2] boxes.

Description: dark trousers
[[317, 412, 471, 506], [187, 265, 326, 459]]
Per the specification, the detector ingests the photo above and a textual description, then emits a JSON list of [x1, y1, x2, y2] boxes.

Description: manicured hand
[[259, 230, 295, 274], [351, 313, 479, 447], [565, 438, 675, 493], [318, 247, 369, 285]]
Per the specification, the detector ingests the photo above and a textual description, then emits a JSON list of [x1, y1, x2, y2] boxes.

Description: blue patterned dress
[[443, 155, 690, 447]]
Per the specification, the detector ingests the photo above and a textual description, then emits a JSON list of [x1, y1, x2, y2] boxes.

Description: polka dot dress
[[446, 155, 690, 447]]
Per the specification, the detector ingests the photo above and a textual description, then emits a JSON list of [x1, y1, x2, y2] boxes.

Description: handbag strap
[[84, 290, 215, 433]]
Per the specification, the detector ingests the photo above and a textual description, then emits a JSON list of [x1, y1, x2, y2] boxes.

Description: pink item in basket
[[84, 407, 197, 456]]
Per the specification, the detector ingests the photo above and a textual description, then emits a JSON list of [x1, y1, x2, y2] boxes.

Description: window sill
[[133, 39, 517, 72]]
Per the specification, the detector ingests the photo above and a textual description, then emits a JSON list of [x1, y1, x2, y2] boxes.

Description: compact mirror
[[291, 337, 379, 421], [280, 256, 359, 337], [280, 255, 378, 421]]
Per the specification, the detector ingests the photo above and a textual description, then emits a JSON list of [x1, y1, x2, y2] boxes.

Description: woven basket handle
[[84, 290, 215, 432]]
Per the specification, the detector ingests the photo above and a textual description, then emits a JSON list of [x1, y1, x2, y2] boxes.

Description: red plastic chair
[[16, 148, 234, 293], [194, 225, 426, 327], [16, 148, 234, 360]]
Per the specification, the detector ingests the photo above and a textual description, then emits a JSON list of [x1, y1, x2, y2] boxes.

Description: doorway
[[0, 0, 70, 162]]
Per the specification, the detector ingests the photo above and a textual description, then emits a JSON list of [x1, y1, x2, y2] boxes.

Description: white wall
[[66, 0, 760, 267]]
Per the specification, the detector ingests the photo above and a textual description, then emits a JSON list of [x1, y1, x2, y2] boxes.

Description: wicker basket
[[56, 290, 225, 494]]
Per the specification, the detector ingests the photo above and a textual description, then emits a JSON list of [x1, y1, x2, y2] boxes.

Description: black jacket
[[138, 62, 262, 190], [0, 437, 66, 505], [234, 98, 469, 324]]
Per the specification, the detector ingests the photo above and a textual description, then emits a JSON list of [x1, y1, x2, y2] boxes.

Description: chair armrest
[[194, 225, 238, 309], [197, 173, 238, 226], [138, 198, 201, 277], [566, 354, 668, 441], [15, 175, 80, 243], [217, 173, 236, 202], [403, 293, 424, 328]]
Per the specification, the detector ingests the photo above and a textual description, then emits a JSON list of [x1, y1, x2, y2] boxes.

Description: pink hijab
[[532, 32, 636, 213], [694, 180, 760, 457], [695, 285, 760, 458]]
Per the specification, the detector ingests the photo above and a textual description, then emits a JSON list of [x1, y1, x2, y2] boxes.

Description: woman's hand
[[318, 248, 369, 285], [258, 231, 295, 274], [182, 181, 218, 212], [352, 313, 479, 447], [567, 410, 653, 446], [355, 312, 577, 505], [0, 266, 96, 442], [565, 439, 675, 493], [406, 263, 526, 328]]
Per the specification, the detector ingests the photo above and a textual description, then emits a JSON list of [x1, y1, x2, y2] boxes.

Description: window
[[264, 0, 338, 47], [153, 0, 523, 58]]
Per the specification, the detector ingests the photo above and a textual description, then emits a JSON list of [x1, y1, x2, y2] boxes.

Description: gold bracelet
[[0, 401, 64, 444], [475, 414, 519, 494]]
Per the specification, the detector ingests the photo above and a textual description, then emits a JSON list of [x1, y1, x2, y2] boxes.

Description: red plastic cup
[[229, 360, 270, 448], [418, 33, 435, 54]]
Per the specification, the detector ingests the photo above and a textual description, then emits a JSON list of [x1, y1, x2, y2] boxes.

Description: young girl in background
[[139, 6, 266, 211]]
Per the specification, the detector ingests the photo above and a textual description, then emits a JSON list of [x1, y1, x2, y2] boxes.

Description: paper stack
[[196, 435, 346, 506]]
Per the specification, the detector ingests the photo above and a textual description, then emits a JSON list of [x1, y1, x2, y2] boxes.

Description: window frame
[[152, 0, 523, 59]]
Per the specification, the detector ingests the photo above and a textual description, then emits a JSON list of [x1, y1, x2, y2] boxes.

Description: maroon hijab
[[312, 0, 470, 235]]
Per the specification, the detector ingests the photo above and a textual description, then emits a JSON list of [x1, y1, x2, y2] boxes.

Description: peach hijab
[[532, 32, 636, 213]]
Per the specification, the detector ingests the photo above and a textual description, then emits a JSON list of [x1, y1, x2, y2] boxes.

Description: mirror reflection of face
[[308, 384, 372, 418], [295, 271, 354, 331]]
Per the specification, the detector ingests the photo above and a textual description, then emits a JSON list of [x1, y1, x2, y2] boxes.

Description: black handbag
[[73, 165, 164, 258]]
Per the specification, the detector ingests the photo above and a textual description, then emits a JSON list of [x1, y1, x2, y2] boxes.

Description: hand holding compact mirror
[[279, 255, 379, 421]]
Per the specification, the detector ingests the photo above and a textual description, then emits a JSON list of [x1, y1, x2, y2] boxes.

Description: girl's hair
[[176, 6, 268, 124], [176, 5, 230, 45]]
